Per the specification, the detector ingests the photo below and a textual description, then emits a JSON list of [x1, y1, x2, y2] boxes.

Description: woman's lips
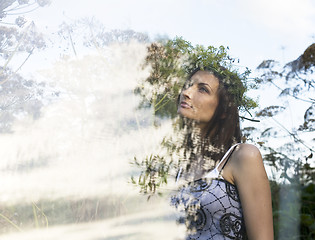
[[180, 101, 192, 108]]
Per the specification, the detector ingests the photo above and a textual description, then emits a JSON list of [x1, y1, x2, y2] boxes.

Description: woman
[[172, 68, 274, 239]]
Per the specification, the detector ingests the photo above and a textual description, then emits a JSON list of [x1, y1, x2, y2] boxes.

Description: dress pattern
[[171, 178, 247, 240], [171, 144, 247, 240]]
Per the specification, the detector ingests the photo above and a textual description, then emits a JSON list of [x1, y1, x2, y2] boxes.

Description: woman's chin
[[178, 110, 189, 119], [178, 107, 190, 116], [178, 111, 195, 122]]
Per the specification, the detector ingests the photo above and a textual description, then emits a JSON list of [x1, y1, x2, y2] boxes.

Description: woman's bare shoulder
[[222, 143, 264, 184], [232, 143, 263, 169], [234, 143, 262, 159]]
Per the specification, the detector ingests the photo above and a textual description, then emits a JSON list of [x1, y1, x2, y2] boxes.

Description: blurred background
[[0, 0, 314, 239]]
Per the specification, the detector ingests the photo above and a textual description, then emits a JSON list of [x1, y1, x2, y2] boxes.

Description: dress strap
[[215, 143, 240, 174], [204, 143, 240, 179]]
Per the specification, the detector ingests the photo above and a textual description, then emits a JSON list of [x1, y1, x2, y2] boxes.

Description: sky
[[27, 0, 315, 70]]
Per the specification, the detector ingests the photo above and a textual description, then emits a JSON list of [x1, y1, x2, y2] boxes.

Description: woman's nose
[[182, 87, 192, 99]]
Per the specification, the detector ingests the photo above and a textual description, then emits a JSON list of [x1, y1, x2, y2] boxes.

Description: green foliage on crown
[[135, 37, 258, 119]]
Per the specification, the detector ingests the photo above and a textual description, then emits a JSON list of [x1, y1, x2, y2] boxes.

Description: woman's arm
[[231, 144, 274, 240]]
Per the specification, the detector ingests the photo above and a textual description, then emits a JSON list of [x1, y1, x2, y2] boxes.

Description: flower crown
[[183, 55, 257, 115]]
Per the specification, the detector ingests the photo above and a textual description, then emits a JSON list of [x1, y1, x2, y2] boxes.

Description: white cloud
[[240, 0, 315, 35]]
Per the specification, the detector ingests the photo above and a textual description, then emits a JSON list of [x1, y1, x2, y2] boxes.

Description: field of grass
[[0, 193, 184, 240]]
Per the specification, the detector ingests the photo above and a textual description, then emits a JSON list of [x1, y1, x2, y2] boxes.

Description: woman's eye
[[199, 87, 209, 93]]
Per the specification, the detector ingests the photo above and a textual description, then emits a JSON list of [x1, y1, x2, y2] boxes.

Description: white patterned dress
[[171, 144, 248, 240]]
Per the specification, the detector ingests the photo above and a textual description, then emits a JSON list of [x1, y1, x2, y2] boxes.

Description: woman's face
[[178, 70, 220, 130]]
